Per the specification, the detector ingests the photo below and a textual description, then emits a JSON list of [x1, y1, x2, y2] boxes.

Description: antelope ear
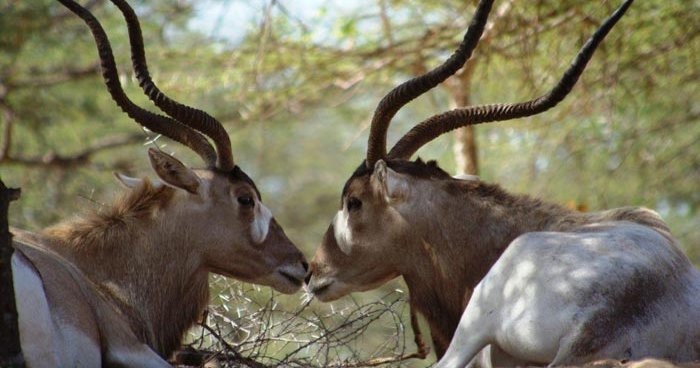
[[147, 148, 200, 194], [371, 160, 409, 202]]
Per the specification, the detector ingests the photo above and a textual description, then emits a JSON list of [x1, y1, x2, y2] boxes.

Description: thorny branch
[[175, 281, 429, 368]]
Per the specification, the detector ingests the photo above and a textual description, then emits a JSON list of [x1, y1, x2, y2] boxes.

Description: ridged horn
[[388, 0, 633, 160], [57, 0, 218, 166], [110, 0, 235, 171], [365, 0, 495, 167]]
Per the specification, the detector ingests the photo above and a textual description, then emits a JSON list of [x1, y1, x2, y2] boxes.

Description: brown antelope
[[307, 0, 700, 365], [10, 0, 307, 366]]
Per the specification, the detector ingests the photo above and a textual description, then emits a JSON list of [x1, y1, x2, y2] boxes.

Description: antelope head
[[306, 0, 633, 301], [60, 0, 307, 293]]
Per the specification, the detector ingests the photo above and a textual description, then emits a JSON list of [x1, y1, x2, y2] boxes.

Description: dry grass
[[171, 277, 699, 368]]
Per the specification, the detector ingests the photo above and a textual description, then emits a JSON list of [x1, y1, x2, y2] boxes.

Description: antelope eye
[[347, 197, 362, 212], [237, 195, 254, 207]]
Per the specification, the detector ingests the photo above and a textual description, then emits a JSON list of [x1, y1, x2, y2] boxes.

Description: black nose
[[304, 271, 312, 285]]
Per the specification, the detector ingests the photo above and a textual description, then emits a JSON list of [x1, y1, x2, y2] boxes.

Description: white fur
[[13, 251, 102, 367], [12, 252, 63, 368], [56, 325, 102, 367], [333, 210, 353, 254], [251, 202, 272, 244], [436, 223, 700, 367]]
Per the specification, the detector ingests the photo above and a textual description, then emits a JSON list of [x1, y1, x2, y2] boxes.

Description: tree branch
[[8, 63, 100, 91], [0, 133, 145, 169]]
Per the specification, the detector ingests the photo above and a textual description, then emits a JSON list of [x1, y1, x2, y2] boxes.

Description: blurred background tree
[[1, 0, 698, 366]]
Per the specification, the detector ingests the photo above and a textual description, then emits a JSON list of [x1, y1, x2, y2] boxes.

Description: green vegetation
[[1, 0, 697, 366]]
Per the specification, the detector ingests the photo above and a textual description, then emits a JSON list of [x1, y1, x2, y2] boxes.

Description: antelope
[[10, 0, 307, 366], [306, 0, 700, 365]]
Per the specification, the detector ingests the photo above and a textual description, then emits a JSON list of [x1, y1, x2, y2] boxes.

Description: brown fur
[[21, 180, 206, 356], [309, 159, 677, 358], [413, 179, 675, 356], [44, 180, 175, 253], [15, 164, 305, 361]]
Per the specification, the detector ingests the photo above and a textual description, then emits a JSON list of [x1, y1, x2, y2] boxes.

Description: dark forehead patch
[[339, 176, 371, 207], [216, 166, 262, 200], [342, 161, 372, 197], [341, 158, 451, 197]]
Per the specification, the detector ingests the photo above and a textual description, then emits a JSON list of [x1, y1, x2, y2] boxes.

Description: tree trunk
[[0, 177, 22, 365], [453, 126, 478, 175], [445, 0, 514, 176], [446, 67, 479, 176]]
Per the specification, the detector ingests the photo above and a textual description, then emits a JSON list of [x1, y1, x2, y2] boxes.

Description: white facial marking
[[251, 202, 272, 244], [333, 210, 353, 255]]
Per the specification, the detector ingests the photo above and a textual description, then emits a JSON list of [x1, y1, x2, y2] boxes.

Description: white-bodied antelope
[[306, 0, 700, 365], [11, 0, 307, 366]]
